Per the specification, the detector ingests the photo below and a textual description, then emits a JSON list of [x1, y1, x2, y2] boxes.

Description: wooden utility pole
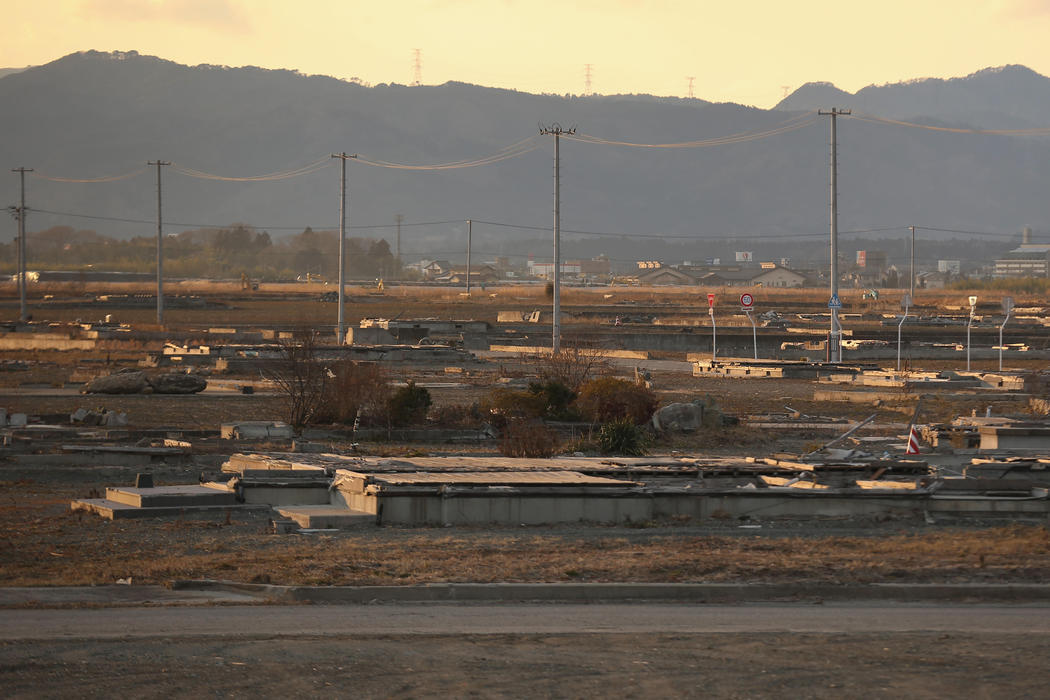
[[332, 153, 357, 344], [11, 167, 32, 322], [818, 108, 850, 363], [147, 161, 169, 325], [539, 123, 575, 353]]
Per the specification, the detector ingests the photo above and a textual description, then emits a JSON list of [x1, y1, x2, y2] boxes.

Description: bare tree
[[263, 327, 329, 431], [533, 340, 609, 391]]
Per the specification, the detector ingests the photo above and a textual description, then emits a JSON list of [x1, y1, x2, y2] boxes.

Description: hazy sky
[[5, 0, 1050, 107]]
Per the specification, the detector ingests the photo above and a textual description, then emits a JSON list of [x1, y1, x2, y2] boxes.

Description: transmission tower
[[584, 64, 593, 94], [686, 77, 695, 99], [412, 49, 422, 86]]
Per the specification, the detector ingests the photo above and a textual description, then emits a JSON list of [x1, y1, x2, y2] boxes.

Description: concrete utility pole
[[465, 219, 472, 296], [394, 214, 403, 268], [332, 153, 357, 345], [819, 108, 850, 363], [11, 167, 32, 323], [909, 225, 916, 298], [147, 161, 169, 325], [539, 123, 575, 353]]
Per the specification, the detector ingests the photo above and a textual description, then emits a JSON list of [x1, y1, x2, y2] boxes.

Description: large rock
[[82, 369, 150, 394], [81, 370, 207, 394], [149, 372, 207, 394], [651, 402, 704, 433]]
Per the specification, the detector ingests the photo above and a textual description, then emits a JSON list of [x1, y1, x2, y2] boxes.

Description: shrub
[[574, 377, 659, 425], [528, 380, 580, 421], [429, 403, 482, 428], [499, 418, 560, 458], [387, 380, 432, 427], [481, 388, 547, 428], [312, 360, 390, 426], [597, 419, 649, 456]]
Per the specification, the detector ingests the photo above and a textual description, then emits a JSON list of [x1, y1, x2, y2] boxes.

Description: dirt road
[[2, 603, 1047, 698]]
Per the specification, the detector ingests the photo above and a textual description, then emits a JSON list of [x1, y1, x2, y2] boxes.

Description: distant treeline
[[0, 224, 403, 282]]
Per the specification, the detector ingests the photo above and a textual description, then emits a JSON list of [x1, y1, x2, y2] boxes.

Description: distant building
[[436, 265, 501, 284], [938, 260, 961, 274], [409, 259, 454, 280], [994, 244, 1050, 277], [637, 266, 699, 286], [528, 261, 582, 279]]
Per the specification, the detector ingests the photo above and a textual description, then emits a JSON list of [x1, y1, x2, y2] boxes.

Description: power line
[[851, 112, 1050, 136], [566, 112, 820, 148]]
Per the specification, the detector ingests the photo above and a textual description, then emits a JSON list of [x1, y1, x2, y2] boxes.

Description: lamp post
[[897, 294, 911, 372], [966, 295, 977, 372], [999, 296, 1013, 372]]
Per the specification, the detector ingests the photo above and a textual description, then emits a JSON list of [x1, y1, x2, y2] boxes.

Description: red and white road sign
[[707, 293, 715, 308], [906, 426, 921, 455], [740, 293, 754, 309]]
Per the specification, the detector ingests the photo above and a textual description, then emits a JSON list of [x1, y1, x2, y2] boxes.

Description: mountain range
[[2, 51, 1049, 269]]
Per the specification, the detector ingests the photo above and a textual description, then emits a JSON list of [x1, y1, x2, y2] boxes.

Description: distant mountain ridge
[[777, 65, 1050, 129], [1, 51, 1049, 268]]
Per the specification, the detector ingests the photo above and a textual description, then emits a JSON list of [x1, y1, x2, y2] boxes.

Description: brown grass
[[1, 485, 1048, 587]]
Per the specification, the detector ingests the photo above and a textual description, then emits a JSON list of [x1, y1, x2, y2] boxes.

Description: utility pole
[[394, 213, 403, 270], [540, 123, 575, 353], [818, 108, 850, 363], [332, 153, 358, 345], [465, 218, 472, 296], [147, 161, 169, 325], [909, 225, 916, 298], [11, 167, 32, 323]]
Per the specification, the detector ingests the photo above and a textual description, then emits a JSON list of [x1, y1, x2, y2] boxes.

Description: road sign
[[968, 295, 978, 307], [828, 294, 842, 309], [1002, 296, 1014, 314], [739, 293, 754, 309], [901, 294, 912, 309], [707, 293, 715, 308]]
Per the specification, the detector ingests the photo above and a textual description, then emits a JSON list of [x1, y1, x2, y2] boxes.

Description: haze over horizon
[[7, 0, 1050, 108]]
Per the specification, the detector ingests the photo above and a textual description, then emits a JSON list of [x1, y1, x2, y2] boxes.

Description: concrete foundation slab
[[70, 498, 262, 520], [275, 505, 375, 529], [105, 485, 238, 508]]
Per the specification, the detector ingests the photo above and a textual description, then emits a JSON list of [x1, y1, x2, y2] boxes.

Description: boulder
[[149, 373, 207, 394], [82, 369, 150, 394], [652, 402, 704, 433]]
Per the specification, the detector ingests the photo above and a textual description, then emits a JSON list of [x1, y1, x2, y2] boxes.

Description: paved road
[[4, 603, 1049, 640]]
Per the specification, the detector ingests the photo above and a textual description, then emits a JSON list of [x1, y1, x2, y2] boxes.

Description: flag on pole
[[906, 426, 921, 455]]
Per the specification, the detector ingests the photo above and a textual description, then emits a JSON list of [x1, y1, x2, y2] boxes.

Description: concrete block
[[135, 473, 154, 488], [9, 413, 27, 427]]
